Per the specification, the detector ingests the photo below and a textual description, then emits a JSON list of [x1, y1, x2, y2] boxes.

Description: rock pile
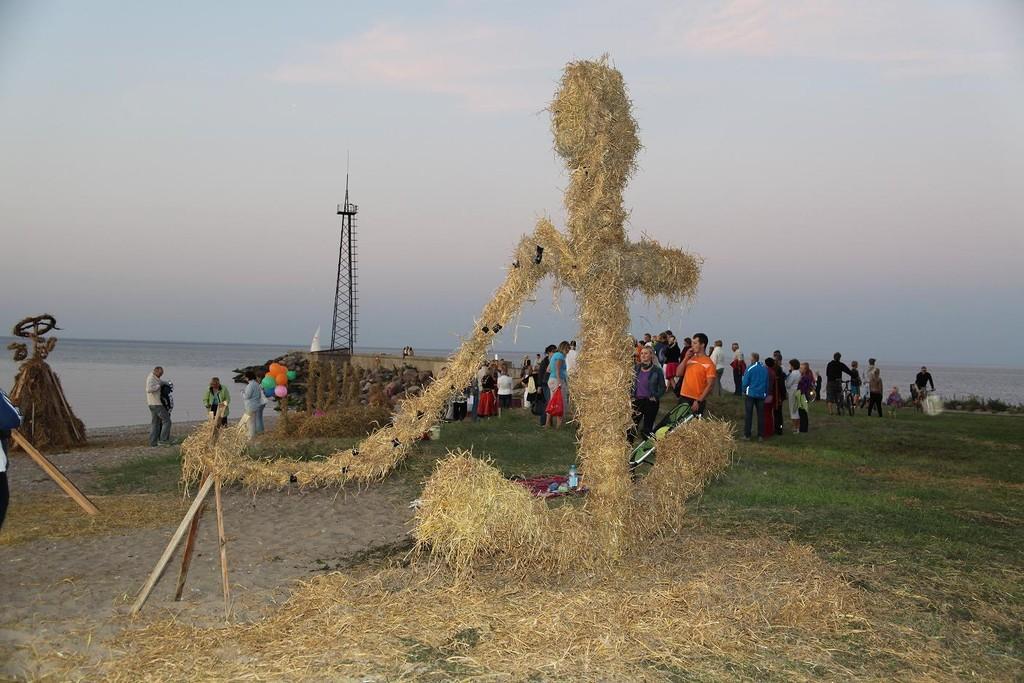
[[233, 354, 434, 410]]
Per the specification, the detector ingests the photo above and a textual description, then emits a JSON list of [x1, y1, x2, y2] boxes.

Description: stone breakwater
[[233, 351, 438, 409]]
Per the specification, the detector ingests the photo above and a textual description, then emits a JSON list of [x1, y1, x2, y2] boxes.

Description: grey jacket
[[632, 363, 666, 400], [242, 380, 262, 413]]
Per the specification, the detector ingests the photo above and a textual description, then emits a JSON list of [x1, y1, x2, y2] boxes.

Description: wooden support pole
[[173, 476, 210, 601], [214, 477, 231, 621], [131, 476, 215, 616], [10, 430, 98, 516]]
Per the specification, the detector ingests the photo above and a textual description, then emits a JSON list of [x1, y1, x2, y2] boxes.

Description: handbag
[[545, 386, 564, 417]]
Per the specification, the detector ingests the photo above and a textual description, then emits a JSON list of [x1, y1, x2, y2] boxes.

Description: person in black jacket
[[772, 350, 788, 433], [536, 345, 556, 426], [915, 367, 935, 393], [1, 388, 24, 530], [825, 353, 853, 416]]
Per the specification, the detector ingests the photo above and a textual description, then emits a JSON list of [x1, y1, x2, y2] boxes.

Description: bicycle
[[835, 380, 856, 416]]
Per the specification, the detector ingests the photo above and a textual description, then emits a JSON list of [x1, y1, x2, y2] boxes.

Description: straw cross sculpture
[[186, 56, 726, 563]]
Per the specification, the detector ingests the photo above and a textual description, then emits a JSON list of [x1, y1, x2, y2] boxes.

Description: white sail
[[310, 326, 321, 352]]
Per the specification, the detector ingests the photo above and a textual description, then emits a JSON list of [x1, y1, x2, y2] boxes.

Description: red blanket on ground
[[512, 475, 588, 499]]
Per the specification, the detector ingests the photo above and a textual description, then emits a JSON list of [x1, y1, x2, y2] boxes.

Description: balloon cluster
[[260, 363, 297, 399]]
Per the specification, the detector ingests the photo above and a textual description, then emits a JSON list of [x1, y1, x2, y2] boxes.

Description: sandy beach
[[0, 421, 416, 680]]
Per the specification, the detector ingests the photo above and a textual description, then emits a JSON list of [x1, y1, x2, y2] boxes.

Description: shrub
[[986, 399, 1008, 413]]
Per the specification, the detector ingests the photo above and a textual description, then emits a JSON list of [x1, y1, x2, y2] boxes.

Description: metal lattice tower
[[331, 175, 358, 351]]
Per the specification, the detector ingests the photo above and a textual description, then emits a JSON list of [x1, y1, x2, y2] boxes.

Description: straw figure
[[181, 57, 732, 564], [346, 56, 725, 560], [7, 314, 86, 450]]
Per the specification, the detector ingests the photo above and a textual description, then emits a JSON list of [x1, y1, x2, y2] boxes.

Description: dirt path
[[0, 427, 415, 680]]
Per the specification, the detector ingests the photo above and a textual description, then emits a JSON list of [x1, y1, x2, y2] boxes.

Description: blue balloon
[[264, 387, 275, 397]]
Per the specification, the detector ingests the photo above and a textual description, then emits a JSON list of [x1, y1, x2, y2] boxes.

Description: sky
[[1, 0, 1022, 366]]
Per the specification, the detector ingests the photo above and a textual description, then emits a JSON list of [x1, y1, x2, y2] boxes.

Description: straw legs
[[149, 405, 171, 446], [744, 396, 765, 439]]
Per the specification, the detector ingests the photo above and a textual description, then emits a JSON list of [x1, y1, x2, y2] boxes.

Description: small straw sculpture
[[181, 56, 723, 567], [7, 314, 86, 450]]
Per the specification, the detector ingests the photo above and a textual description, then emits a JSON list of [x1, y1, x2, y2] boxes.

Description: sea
[[1, 338, 1021, 429]]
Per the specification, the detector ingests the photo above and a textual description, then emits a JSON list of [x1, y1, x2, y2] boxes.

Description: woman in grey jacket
[[629, 347, 665, 444], [241, 371, 262, 439]]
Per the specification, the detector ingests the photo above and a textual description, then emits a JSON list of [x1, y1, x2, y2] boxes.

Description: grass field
[[91, 393, 1024, 678]]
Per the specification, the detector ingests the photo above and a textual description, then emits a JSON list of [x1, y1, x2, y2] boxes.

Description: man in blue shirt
[[741, 353, 769, 440]]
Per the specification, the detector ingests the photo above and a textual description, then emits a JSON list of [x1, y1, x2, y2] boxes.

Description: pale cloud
[[270, 22, 551, 112], [662, 0, 1014, 78], [268, 2, 1017, 111]]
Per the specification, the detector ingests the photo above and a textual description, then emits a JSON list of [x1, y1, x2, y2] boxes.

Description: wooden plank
[[173, 477, 209, 601], [131, 476, 215, 615], [10, 430, 98, 516], [214, 477, 231, 621]]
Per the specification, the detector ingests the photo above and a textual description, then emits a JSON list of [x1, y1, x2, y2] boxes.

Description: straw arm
[[620, 239, 702, 301]]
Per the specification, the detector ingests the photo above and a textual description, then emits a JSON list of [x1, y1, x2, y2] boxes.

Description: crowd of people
[[141, 341, 940, 449], [451, 341, 577, 428], [457, 332, 940, 449]]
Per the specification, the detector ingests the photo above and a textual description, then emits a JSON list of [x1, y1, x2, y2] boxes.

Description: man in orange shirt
[[679, 332, 717, 416]]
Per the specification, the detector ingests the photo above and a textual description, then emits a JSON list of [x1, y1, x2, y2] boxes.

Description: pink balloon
[[274, 385, 288, 398]]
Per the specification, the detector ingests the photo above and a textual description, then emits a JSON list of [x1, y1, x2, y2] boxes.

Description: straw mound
[[0, 493, 184, 546], [105, 531, 863, 681], [413, 451, 597, 573], [180, 419, 252, 485], [414, 452, 546, 572], [414, 421, 733, 573]]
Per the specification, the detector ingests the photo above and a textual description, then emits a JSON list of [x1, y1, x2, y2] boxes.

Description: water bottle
[[568, 464, 578, 489]]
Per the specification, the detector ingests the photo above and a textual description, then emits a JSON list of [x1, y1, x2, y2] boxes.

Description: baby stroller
[[628, 401, 698, 475]]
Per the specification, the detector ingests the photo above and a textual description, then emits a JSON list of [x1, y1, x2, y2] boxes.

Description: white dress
[[786, 370, 801, 419]]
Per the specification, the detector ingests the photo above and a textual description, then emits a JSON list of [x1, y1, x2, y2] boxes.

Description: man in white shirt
[[565, 340, 578, 375], [496, 366, 515, 416], [146, 366, 171, 447], [709, 340, 726, 396]]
